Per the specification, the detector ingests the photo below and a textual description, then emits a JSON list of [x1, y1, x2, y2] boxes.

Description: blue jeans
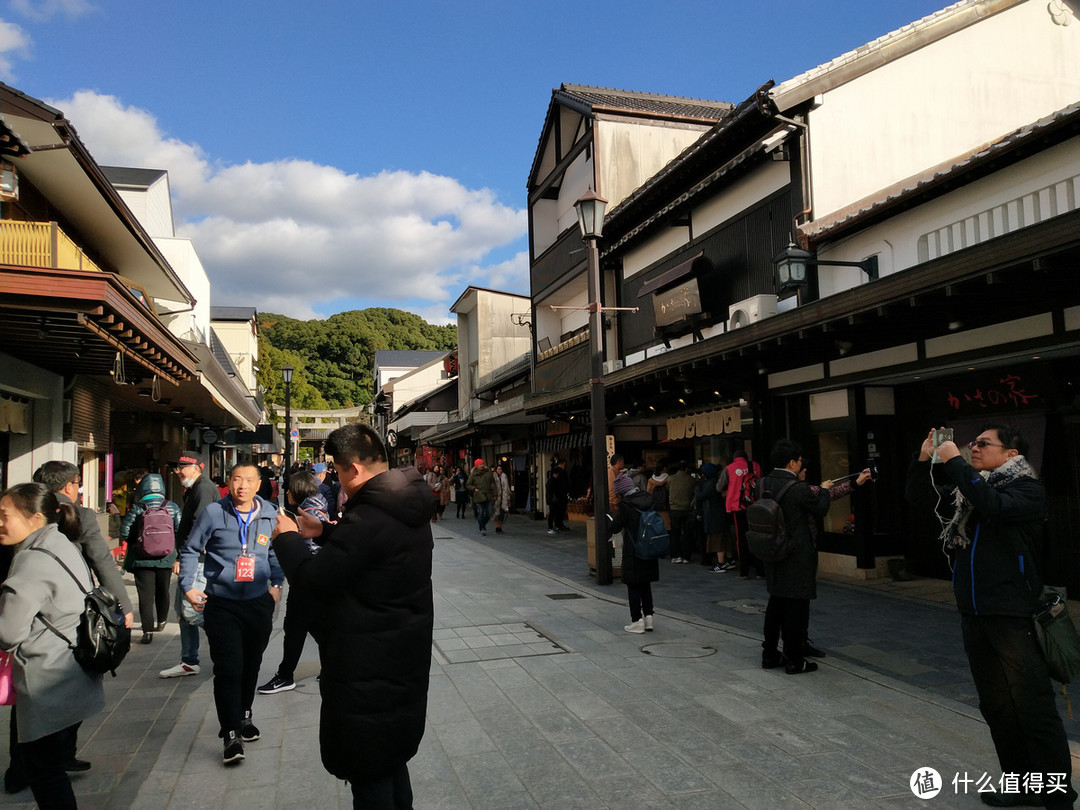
[[475, 500, 492, 532], [175, 585, 200, 665]]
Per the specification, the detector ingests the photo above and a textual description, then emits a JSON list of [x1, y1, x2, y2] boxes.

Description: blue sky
[[0, 0, 948, 322]]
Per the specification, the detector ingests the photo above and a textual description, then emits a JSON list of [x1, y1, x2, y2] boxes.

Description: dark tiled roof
[[556, 83, 732, 123], [211, 306, 258, 321], [374, 350, 448, 368], [101, 166, 168, 188], [799, 101, 1080, 243]]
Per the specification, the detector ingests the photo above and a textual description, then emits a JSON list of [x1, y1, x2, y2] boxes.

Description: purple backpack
[[132, 502, 175, 559]]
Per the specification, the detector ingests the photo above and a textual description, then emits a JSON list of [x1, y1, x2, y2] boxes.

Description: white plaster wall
[[391, 363, 449, 408], [156, 237, 210, 345], [475, 291, 531, 378], [623, 226, 690, 280], [114, 175, 175, 238], [816, 139, 1080, 298], [809, 1, 1080, 218], [597, 120, 710, 210], [212, 320, 259, 393], [694, 161, 790, 236]]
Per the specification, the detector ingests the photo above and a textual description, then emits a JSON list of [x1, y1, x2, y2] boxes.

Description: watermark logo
[[911, 768, 942, 799]]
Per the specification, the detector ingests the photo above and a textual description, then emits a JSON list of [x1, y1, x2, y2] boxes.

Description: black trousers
[[668, 510, 693, 559], [626, 583, 654, 622], [23, 723, 79, 810], [730, 511, 762, 577], [763, 595, 810, 666], [351, 762, 413, 810], [961, 614, 1076, 807], [203, 592, 275, 736], [132, 567, 172, 632], [277, 589, 314, 681]]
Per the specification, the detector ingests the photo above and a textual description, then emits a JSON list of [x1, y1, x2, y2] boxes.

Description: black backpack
[[745, 479, 799, 563], [131, 502, 175, 559], [32, 548, 131, 677]]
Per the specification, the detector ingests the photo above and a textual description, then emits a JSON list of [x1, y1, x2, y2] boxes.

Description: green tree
[[258, 308, 457, 410]]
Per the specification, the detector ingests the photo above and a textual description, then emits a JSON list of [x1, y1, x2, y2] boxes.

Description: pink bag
[[0, 652, 15, 706]]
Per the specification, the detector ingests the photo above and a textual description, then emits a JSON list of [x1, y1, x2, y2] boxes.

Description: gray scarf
[[942, 455, 1035, 551]]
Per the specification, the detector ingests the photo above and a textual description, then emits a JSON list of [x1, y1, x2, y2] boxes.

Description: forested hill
[[256, 308, 457, 410]]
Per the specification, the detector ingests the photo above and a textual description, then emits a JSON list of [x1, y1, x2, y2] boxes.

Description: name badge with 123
[[235, 552, 256, 582]]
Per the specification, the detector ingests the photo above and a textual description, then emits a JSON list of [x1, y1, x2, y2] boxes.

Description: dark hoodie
[[272, 465, 435, 783], [119, 473, 181, 570]]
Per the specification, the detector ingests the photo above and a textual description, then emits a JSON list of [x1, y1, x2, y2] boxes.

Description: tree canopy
[[257, 308, 456, 410]]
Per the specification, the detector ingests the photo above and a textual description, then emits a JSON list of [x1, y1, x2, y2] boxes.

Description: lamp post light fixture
[[773, 242, 879, 294], [574, 187, 614, 587], [282, 363, 294, 477]]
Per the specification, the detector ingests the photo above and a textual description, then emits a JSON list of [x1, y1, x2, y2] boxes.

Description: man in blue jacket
[[180, 463, 284, 766]]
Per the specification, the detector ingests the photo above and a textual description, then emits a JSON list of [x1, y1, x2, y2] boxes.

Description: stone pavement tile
[[582, 715, 659, 755], [714, 732, 825, 784], [670, 788, 750, 809], [633, 747, 716, 795], [555, 688, 621, 721], [707, 761, 812, 809], [530, 707, 594, 742], [448, 750, 527, 804], [590, 772, 678, 808], [784, 776, 877, 809], [557, 737, 636, 781], [801, 750, 910, 799], [431, 717, 498, 757]]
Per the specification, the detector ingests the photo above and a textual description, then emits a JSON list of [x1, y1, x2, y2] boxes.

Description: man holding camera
[[906, 424, 1074, 809]]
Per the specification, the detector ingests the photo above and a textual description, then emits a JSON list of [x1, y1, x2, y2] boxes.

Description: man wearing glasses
[[159, 452, 221, 679], [906, 425, 1074, 809]]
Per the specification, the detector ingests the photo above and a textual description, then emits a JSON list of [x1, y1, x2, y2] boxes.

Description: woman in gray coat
[[0, 483, 105, 808]]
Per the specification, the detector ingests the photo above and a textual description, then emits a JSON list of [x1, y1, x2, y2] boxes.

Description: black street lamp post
[[282, 363, 294, 478], [574, 188, 613, 586]]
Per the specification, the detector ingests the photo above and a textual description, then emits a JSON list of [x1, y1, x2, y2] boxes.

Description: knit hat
[[473, 458, 485, 468], [612, 472, 637, 496], [701, 462, 718, 478]]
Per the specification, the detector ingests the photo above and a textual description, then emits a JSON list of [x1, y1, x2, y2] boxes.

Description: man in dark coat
[[273, 423, 434, 809], [906, 424, 1075, 808], [760, 439, 832, 675], [160, 451, 221, 679]]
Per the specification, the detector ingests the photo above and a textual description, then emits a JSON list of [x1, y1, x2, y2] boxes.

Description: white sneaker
[[644, 615, 654, 631], [624, 619, 645, 634], [159, 662, 200, 678], [547, 529, 557, 535]]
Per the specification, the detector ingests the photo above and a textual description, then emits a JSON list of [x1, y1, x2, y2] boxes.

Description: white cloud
[[47, 90, 528, 320], [0, 19, 31, 80], [9, 0, 93, 22]]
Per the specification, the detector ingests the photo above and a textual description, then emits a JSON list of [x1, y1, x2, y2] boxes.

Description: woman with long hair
[[0, 483, 105, 808]]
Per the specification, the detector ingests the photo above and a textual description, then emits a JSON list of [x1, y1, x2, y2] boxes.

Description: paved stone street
[[1, 513, 1077, 808]]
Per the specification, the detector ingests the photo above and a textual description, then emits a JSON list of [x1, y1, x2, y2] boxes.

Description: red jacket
[[723, 458, 761, 512]]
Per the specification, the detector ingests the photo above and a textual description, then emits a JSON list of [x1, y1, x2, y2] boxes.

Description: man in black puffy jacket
[[273, 423, 434, 809], [907, 424, 1075, 809]]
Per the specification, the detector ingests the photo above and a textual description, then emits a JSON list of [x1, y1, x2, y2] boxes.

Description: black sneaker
[[784, 659, 819, 675], [257, 674, 296, 695], [222, 731, 245, 765], [239, 710, 260, 742], [804, 642, 826, 658], [64, 759, 91, 773], [761, 651, 786, 670]]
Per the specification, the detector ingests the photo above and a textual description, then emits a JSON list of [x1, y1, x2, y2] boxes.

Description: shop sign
[[941, 371, 1043, 416]]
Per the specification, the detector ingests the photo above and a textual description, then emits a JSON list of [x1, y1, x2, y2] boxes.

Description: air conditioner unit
[[602, 359, 623, 375], [728, 294, 778, 329]]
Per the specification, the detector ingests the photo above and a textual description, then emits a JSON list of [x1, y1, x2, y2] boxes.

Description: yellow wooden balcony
[[0, 220, 104, 273]]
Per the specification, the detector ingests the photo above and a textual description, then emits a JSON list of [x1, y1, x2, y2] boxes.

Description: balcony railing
[[0, 220, 104, 274]]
